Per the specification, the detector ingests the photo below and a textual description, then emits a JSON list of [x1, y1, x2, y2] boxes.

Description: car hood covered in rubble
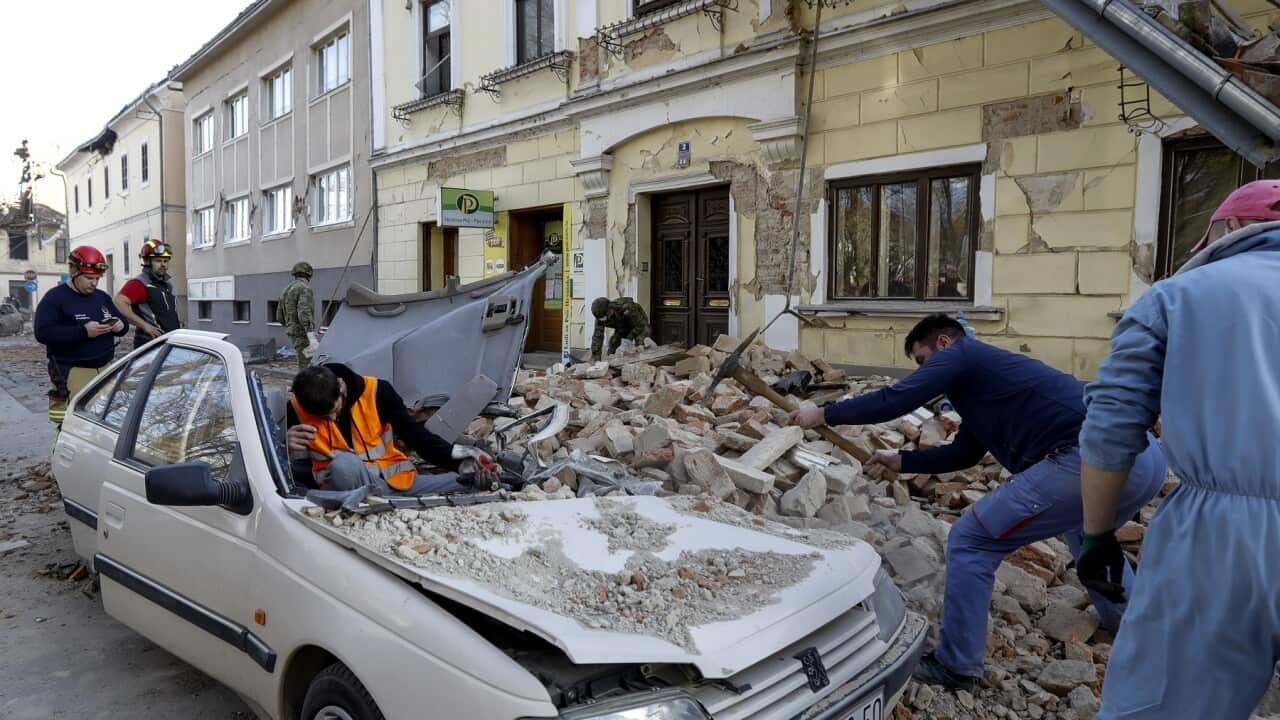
[[313, 255, 551, 407], [290, 495, 881, 679]]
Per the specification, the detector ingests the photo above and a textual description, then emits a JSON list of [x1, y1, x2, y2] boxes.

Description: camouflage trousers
[[289, 332, 312, 369]]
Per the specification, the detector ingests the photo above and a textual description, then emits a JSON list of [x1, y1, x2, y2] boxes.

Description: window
[[197, 301, 213, 321], [317, 32, 351, 95], [322, 300, 342, 327], [55, 235, 68, 263], [224, 197, 251, 242], [635, 0, 684, 15], [99, 348, 163, 430], [516, 0, 554, 64], [312, 166, 351, 225], [103, 166, 110, 199], [88, 178, 93, 208], [233, 300, 251, 323], [1157, 135, 1278, 279], [74, 185, 80, 213], [263, 184, 294, 235], [267, 300, 281, 325], [194, 113, 214, 155], [8, 231, 28, 261], [121, 155, 129, 192], [123, 241, 129, 274], [828, 165, 979, 300], [268, 67, 293, 119], [130, 347, 238, 483], [226, 93, 248, 140], [141, 142, 150, 184], [193, 206, 216, 248], [420, 1, 451, 97]]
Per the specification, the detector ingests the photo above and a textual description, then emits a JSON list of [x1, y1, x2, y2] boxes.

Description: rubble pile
[[467, 336, 1193, 720]]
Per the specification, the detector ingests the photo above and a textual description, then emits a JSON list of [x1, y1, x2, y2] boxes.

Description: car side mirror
[[145, 462, 252, 514]]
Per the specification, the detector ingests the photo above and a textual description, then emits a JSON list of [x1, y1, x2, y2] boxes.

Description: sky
[[1, 0, 250, 212]]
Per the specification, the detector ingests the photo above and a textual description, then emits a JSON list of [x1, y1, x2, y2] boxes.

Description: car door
[[95, 341, 271, 694], [52, 346, 164, 563]]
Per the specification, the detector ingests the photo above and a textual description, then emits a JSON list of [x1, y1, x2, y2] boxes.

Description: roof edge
[[55, 79, 173, 170], [169, 0, 276, 82]]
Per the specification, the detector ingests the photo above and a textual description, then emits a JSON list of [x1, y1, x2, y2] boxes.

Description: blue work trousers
[[1097, 483, 1280, 719], [934, 438, 1166, 678]]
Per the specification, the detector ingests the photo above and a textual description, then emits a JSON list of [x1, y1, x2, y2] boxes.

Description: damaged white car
[[51, 259, 925, 720]]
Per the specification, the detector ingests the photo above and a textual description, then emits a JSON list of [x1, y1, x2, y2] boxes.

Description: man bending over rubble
[[287, 363, 499, 495], [790, 314, 1166, 691], [1079, 180, 1280, 719]]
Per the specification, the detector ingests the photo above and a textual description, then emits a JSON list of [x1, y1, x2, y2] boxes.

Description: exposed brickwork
[[428, 146, 507, 179]]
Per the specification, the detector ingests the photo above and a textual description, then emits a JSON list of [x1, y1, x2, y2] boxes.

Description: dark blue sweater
[[34, 282, 129, 368], [824, 337, 1086, 475]]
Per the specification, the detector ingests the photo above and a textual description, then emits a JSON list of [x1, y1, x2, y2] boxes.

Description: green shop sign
[[438, 187, 495, 228]]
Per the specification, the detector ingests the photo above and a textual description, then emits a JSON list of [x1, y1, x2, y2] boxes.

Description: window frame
[[267, 300, 282, 326], [515, 0, 554, 65], [826, 163, 981, 302], [316, 30, 352, 96], [103, 165, 111, 201], [87, 178, 93, 208], [140, 141, 150, 185], [193, 205, 216, 249], [1156, 134, 1274, 280], [120, 154, 129, 193], [311, 165, 352, 227], [224, 196, 252, 244], [233, 300, 252, 324], [420, 0, 452, 98], [74, 185, 79, 213], [55, 235, 68, 264], [267, 66, 293, 120], [196, 301, 213, 322], [225, 92, 249, 141], [193, 112, 214, 156], [75, 346, 164, 430], [8, 230, 29, 261], [263, 183, 295, 237]]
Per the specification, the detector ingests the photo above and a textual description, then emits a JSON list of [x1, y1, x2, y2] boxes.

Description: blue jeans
[[934, 438, 1167, 678]]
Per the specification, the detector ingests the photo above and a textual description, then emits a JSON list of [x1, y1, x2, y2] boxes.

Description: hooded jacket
[[1080, 221, 1280, 497]]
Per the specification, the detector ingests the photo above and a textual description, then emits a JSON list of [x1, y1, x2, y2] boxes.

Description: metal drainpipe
[[141, 91, 165, 245], [1083, 0, 1280, 142]]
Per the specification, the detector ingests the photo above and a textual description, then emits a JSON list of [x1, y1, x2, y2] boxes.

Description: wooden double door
[[650, 187, 731, 348]]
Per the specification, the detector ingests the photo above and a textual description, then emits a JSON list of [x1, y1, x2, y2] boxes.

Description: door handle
[[104, 502, 126, 529]]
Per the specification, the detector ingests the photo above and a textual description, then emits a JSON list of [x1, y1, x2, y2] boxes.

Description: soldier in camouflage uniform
[[590, 296, 650, 361], [277, 262, 318, 368]]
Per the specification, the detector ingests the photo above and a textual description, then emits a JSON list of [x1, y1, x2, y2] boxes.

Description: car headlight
[[868, 568, 907, 642], [559, 689, 710, 720]]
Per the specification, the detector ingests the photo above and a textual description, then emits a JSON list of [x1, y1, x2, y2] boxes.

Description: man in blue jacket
[[791, 314, 1166, 689], [1079, 180, 1280, 719], [34, 245, 129, 428]]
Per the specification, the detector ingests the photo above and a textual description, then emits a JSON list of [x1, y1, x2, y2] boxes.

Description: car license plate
[[842, 689, 884, 720]]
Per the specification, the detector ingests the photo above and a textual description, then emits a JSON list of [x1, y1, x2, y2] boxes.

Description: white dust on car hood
[[290, 495, 880, 678]]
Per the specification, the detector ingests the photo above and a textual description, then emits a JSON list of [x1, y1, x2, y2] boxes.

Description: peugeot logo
[[456, 193, 481, 214]]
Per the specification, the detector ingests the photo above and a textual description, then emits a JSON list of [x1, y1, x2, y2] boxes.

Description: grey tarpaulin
[[313, 254, 551, 407]]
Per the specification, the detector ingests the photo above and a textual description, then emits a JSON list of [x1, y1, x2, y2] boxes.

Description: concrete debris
[[472, 336, 1209, 717]]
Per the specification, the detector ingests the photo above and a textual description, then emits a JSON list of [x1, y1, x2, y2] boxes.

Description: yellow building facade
[[369, 0, 1277, 376]]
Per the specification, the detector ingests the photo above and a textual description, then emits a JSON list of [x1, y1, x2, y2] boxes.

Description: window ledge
[[311, 219, 355, 233], [393, 90, 465, 121], [261, 230, 293, 242], [197, 318, 214, 323], [597, 0, 736, 57], [223, 239, 252, 248], [231, 320, 251, 324], [798, 301, 1004, 321], [479, 52, 574, 98], [260, 112, 292, 129]]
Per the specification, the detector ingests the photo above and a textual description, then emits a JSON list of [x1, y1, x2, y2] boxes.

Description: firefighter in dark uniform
[[590, 296, 650, 361], [114, 239, 181, 349]]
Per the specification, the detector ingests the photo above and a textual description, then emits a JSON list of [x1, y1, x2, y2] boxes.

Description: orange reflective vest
[[290, 375, 418, 490]]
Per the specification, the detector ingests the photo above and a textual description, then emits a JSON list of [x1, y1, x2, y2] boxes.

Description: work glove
[[1077, 530, 1127, 604]]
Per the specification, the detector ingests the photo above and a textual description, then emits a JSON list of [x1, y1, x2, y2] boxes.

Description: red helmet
[[69, 246, 108, 277]]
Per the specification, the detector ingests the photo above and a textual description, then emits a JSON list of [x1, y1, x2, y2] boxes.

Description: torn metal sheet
[[314, 256, 551, 407]]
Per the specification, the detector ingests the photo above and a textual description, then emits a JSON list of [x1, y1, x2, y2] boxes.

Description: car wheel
[[300, 662, 386, 720]]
